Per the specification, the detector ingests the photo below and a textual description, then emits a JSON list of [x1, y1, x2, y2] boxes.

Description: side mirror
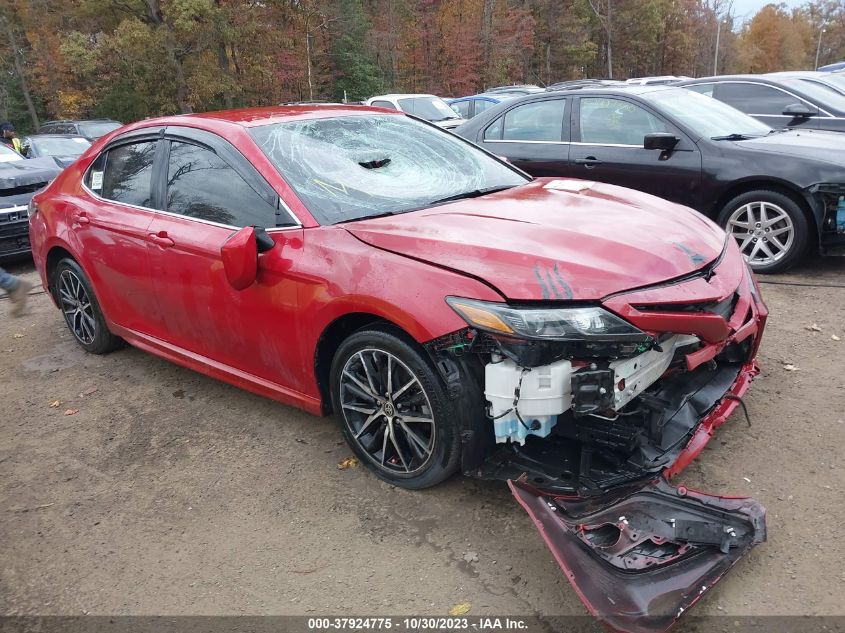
[[220, 226, 275, 290], [782, 103, 814, 118], [644, 133, 680, 151]]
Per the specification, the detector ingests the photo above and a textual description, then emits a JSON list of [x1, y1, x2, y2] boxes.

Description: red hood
[[345, 178, 726, 300]]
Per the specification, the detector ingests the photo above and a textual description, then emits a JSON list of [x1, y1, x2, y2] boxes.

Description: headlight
[[446, 297, 650, 342], [27, 198, 38, 218]]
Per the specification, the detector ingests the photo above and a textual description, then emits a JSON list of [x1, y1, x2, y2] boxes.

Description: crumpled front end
[[425, 238, 768, 632]]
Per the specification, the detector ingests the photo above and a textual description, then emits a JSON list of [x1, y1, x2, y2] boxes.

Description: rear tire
[[329, 326, 462, 489], [53, 258, 123, 354], [717, 189, 809, 274]]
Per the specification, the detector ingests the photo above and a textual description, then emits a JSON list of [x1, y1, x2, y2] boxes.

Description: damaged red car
[[28, 106, 768, 632]]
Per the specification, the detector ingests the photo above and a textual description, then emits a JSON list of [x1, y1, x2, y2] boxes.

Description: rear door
[[70, 133, 163, 333], [511, 476, 766, 633], [145, 127, 305, 388], [569, 95, 703, 209], [476, 97, 569, 176]]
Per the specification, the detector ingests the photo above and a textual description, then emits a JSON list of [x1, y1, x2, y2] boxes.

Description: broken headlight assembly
[[445, 297, 651, 343]]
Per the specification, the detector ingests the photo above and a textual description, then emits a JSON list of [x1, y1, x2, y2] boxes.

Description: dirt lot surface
[[1, 257, 844, 629]]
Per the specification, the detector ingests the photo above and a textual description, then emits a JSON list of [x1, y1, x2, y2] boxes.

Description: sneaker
[[9, 279, 33, 317]]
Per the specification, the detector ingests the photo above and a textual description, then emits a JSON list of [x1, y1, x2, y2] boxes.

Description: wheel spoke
[[342, 403, 377, 415], [398, 415, 434, 424], [342, 369, 378, 401], [380, 423, 390, 466], [386, 355, 392, 395], [737, 234, 754, 253], [357, 352, 378, 396], [388, 422, 410, 471], [398, 419, 431, 460], [391, 377, 417, 402], [354, 410, 382, 439], [759, 241, 776, 260]]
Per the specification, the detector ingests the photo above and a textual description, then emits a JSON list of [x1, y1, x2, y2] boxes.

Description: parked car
[[1, 145, 61, 259], [818, 61, 845, 72], [30, 104, 767, 632], [454, 85, 845, 272], [485, 84, 545, 94], [766, 71, 845, 96], [38, 119, 122, 141], [546, 79, 623, 91], [677, 75, 845, 132], [447, 93, 521, 119], [22, 134, 91, 167], [625, 75, 689, 85], [365, 94, 463, 128]]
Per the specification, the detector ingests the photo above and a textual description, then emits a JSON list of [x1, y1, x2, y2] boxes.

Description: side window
[[686, 83, 715, 97], [501, 99, 565, 142], [371, 100, 397, 110], [474, 99, 494, 114], [98, 141, 157, 207], [166, 141, 277, 228], [451, 100, 471, 117], [483, 116, 504, 141], [579, 97, 668, 146], [714, 83, 796, 116]]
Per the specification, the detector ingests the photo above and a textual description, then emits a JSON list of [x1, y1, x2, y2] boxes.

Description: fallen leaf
[[462, 551, 479, 563], [81, 387, 98, 396], [805, 324, 822, 332], [448, 602, 471, 616], [13, 333, 24, 339], [833, 335, 841, 341], [63, 409, 79, 416], [337, 456, 359, 470], [49, 400, 61, 408], [743, 477, 751, 483], [783, 364, 800, 372]]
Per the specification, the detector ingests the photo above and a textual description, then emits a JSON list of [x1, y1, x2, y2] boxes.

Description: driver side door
[[569, 96, 703, 210], [145, 127, 306, 390]]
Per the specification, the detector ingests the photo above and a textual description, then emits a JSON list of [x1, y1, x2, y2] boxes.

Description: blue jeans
[[0, 267, 20, 292]]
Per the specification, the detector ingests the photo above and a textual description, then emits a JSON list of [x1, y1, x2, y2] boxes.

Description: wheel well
[[45, 246, 75, 297], [314, 313, 398, 415], [711, 180, 818, 244]]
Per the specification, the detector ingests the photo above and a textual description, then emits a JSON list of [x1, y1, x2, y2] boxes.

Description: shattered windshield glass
[[249, 114, 527, 224]]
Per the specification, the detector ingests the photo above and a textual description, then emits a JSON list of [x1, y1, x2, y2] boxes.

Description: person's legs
[[1, 267, 32, 317], [0, 266, 20, 292]]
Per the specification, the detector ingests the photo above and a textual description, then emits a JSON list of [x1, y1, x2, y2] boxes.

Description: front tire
[[329, 326, 462, 489], [53, 258, 123, 354], [717, 189, 809, 274]]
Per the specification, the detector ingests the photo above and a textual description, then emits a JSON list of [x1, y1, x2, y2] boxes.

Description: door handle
[[574, 156, 603, 168], [148, 231, 175, 248], [71, 212, 90, 226]]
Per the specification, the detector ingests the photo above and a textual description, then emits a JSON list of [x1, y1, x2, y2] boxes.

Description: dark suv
[[39, 119, 123, 141]]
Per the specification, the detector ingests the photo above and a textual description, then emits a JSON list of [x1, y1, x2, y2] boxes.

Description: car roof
[[42, 119, 120, 125], [26, 133, 90, 139], [103, 105, 406, 140], [368, 94, 439, 100]]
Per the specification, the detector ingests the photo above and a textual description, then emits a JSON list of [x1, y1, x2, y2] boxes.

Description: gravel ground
[[1, 257, 843, 630]]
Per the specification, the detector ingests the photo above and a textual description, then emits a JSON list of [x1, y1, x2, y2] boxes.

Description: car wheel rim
[[59, 270, 96, 345], [727, 201, 794, 266], [339, 349, 436, 475]]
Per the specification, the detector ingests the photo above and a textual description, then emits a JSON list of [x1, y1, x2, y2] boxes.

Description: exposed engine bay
[[427, 325, 755, 495]]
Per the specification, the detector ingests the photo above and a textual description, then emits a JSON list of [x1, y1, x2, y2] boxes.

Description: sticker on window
[[90, 171, 103, 191]]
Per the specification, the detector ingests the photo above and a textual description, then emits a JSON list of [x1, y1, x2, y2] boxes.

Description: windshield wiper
[[710, 133, 759, 141], [429, 185, 516, 205]]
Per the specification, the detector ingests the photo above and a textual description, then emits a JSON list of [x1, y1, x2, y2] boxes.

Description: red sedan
[[29, 106, 769, 632]]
